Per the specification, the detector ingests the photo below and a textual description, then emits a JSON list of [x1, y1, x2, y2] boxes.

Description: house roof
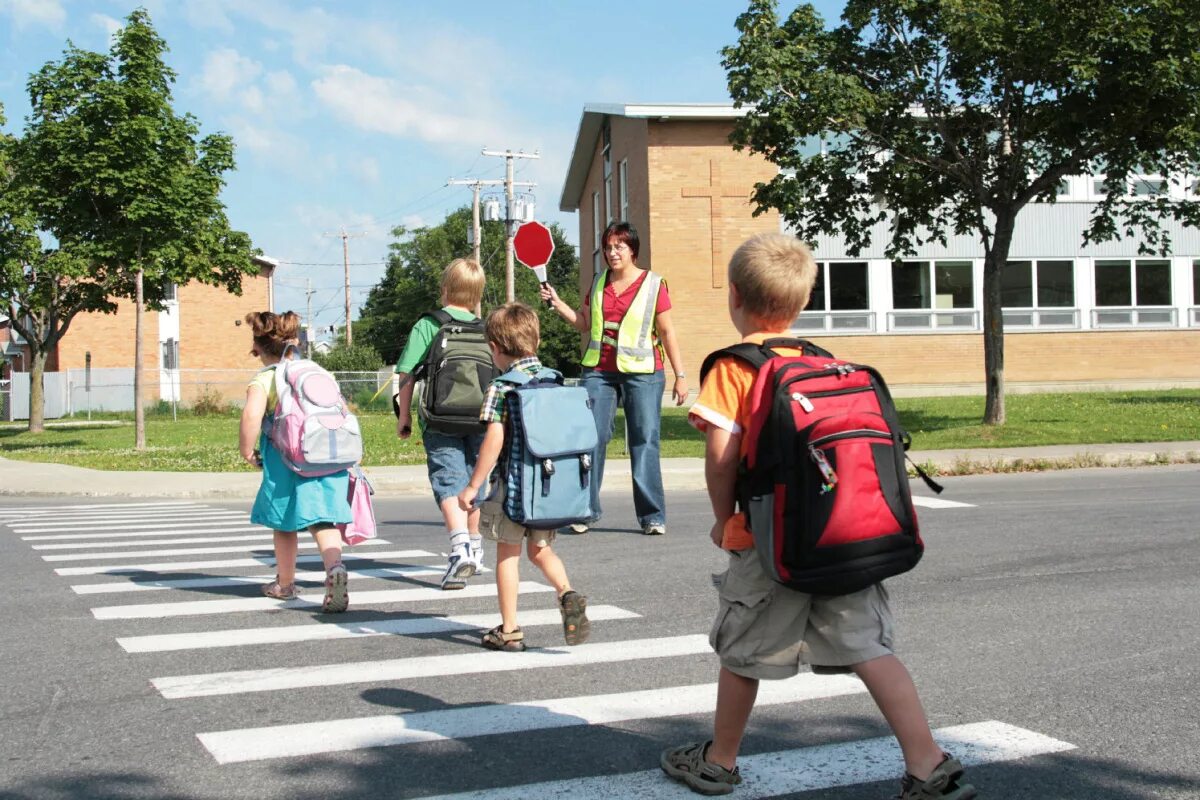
[[252, 255, 279, 276], [559, 103, 747, 212]]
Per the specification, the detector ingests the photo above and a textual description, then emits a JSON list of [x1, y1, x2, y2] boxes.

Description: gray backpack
[[413, 309, 497, 436]]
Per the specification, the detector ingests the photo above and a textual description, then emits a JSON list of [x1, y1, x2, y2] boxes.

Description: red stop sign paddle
[[513, 221, 555, 286]]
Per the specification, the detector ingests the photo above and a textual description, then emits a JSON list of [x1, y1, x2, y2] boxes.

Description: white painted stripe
[[198, 675, 865, 764], [96, 581, 553, 621], [22, 525, 261, 541], [52, 549, 435, 576], [16, 516, 255, 533], [0, 501, 202, 513], [912, 496, 975, 509], [33, 533, 275, 550], [119, 605, 639, 653], [417, 721, 1075, 800], [43, 538, 390, 562], [74, 564, 485, 595], [154, 634, 712, 699], [7, 509, 228, 525]]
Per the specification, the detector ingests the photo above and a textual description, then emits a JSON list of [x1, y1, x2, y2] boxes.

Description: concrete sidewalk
[[2, 441, 1198, 500]]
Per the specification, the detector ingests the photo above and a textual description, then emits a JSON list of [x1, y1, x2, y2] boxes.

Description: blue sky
[[0, 0, 844, 332]]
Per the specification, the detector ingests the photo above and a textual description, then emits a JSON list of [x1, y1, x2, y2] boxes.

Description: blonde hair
[[485, 302, 540, 358], [441, 258, 486, 307], [245, 311, 301, 358], [728, 234, 817, 324]]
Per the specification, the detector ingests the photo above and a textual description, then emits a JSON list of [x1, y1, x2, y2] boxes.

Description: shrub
[[192, 385, 232, 417]]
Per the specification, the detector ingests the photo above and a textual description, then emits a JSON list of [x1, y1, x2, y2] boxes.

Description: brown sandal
[[481, 625, 526, 652], [262, 577, 299, 600]]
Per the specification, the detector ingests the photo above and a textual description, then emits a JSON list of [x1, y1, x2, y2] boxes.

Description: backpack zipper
[[810, 428, 892, 448], [790, 385, 872, 413]]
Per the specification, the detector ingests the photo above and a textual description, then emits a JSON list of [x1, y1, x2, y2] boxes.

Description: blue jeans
[[581, 368, 666, 528]]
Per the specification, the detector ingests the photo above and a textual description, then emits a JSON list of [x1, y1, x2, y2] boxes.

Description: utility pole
[[322, 227, 365, 345], [482, 148, 539, 302], [304, 277, 315, 357], [449, 164, 536, 304]]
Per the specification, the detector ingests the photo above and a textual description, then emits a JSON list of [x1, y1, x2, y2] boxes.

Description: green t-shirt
[[393, 306, 479, 374]]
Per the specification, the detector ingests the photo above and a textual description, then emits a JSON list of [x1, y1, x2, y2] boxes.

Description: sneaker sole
[[561, 593, 591, 646], [321, 571, 349, 613], [452, 561, 477, 580], [440, 579, 467, 591], [659, 754, 736, 796]]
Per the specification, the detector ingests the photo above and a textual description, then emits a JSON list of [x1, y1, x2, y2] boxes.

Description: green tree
[[724, 0, 1200, 424], [10, 10, 256, 444], [357, 206, 582, 375]]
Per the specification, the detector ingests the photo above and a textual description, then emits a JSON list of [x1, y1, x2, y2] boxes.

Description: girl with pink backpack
[[238, 311, 352, 612]]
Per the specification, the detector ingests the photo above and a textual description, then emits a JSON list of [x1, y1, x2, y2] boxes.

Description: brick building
[[4, 256, 275, 408], [560, 103, 1200, 393]]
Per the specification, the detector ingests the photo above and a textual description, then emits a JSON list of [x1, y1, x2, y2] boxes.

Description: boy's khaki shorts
[[710, 548, 895, 680], [478, 494, 556, 548]]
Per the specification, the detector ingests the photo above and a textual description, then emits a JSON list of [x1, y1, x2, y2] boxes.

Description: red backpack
[[699, 338, 942, 596]]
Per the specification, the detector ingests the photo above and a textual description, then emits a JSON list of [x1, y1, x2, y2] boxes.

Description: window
[[618, 159, 628, 222], [1056, 179, 1072, 199], [1003, 260, 1077, 327], [591, 191, 602, 273], [1131, 177, 1167, 198], [795, 261, 872, 332], [604, 176, 613, 225], [162, 281, 178, 302], [889, 260, 976, 330], [161, 338, 178, 370], [1192, 260, 1200, 325], [1093, 259, 1175, 327]]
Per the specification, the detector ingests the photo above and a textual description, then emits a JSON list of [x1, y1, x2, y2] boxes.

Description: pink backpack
[[267, 351, 363, 477], [339, 467, 377, 546]]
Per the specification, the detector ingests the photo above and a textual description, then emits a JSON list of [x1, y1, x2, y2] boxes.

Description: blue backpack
[[495, 367, 599, 529]]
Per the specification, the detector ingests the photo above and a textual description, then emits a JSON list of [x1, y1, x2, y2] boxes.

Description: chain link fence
[[0, 379, 11, 422]]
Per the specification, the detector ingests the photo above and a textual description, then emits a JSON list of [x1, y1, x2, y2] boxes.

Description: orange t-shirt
[[688, 333, 807, 550]]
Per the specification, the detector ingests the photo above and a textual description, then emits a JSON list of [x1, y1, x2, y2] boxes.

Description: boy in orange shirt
[[660, 234, 975, 799]]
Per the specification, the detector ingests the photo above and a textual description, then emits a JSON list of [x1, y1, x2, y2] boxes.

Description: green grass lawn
[[2, 389, 1198, 472]]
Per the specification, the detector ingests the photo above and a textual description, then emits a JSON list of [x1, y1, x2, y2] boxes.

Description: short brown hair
[[441, 258, 486, 307], [485, 302, 540, 358], [245, 311, 300, 358], [728, 234, 817, 324]]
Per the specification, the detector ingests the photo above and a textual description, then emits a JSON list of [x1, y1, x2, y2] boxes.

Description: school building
[[559, 103, 1200, 394], [2, 257, 276, 417]]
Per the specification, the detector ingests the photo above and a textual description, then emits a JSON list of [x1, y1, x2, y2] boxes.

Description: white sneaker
[[441, 544, 474, 590], [568, 522, 590, 534], [469, 537, 484, 571]]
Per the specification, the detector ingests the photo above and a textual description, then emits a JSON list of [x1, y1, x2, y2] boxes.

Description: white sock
[[449, 530, 471, 552]]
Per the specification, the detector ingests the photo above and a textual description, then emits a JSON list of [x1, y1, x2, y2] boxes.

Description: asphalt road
[[1, 466, 1198, 800]]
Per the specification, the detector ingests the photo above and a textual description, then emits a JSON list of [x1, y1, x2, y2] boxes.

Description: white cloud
[[199, 48, 264, 102], [89, 13, 121, 37], [0, 0, 65, 29], [262, 70, 300, 106], [348, 156, 381, 186], [311, 65, 487, 146]]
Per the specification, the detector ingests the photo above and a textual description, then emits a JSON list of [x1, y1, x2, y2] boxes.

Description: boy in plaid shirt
[[457, 303, 590, 652]]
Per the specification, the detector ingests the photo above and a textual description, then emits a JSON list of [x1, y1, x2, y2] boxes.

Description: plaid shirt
[[479, 356, 543, 424]]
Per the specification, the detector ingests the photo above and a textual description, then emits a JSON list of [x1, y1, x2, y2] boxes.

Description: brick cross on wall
[[681, 160, 753, 288]]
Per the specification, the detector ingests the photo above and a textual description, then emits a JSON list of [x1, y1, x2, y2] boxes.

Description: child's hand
[[672, 376, 688, 406], [397, 416, 412, 439], [456, 486, 477, 511], [709, 521, 724, 549]]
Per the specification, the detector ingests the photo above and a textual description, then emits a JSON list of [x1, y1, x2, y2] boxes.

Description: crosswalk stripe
[[42, 538, 391, 562], [7, 507, 243, 522], [33, 533, 276, 550], [0, 501, 203, 514], [912, 496, 975, 509], [16, 517, 256, 533], [197, 675, 866, 764], [74, 564, 487, 595], [417, 721, 1074, 800], [118, 605, 640, 653], [52, 548, 436, 576], [95, 580, 553, 620], [22, 526, 261, 542], [153, 634, 712, 699]]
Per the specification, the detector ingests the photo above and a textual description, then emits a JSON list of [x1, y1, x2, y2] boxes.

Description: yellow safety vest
[[581, 268, 664, 373]]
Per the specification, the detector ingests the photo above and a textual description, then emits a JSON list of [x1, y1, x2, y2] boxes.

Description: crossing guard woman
[[540, 222, 688, 535]]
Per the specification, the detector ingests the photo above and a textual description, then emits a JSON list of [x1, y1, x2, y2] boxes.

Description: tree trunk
[[982, 212, 1017, 425], [134, 267, 146, 450], [27, 346, 47, 434]]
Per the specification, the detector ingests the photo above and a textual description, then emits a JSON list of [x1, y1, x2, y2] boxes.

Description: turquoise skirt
[[250, 435, 352, 532]]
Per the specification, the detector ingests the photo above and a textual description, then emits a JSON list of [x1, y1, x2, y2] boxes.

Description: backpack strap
[[421, 308, 454, 327], [699, 338, 834, 384]]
